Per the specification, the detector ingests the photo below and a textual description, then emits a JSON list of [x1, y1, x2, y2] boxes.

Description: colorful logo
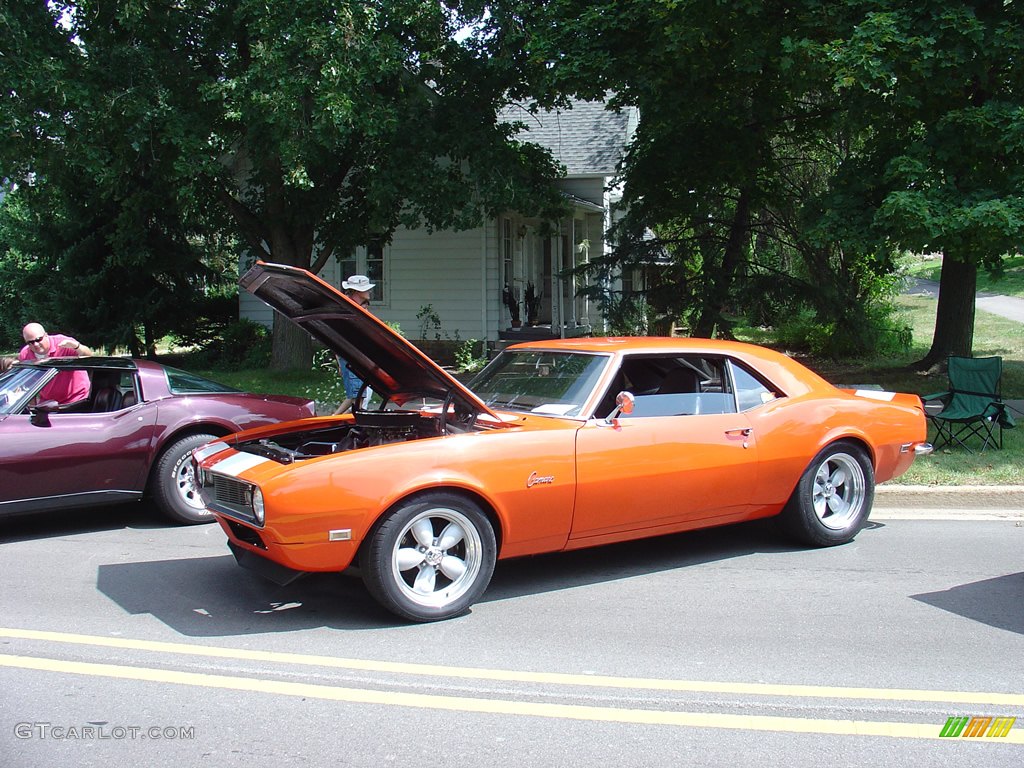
[[940, 716, 1016, 738]]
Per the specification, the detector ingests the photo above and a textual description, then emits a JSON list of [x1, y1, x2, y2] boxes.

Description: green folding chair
[[922, 356, 1016, 452]]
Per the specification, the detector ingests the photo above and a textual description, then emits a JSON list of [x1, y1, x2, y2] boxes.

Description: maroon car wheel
[[152, 433, 218, 525]]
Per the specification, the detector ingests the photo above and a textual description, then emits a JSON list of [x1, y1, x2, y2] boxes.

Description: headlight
[[252, 486, 265, 525]]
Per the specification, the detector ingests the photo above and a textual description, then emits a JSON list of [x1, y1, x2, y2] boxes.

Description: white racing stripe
[[193, 441, 231, 462], [854, 389, 897, 402], [208, 451, 273, 477]]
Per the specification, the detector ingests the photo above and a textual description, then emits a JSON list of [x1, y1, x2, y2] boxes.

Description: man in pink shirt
[[18, 322, 94, 405]]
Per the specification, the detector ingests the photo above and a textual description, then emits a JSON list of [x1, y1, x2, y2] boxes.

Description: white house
[[241, 99, 637, 345]]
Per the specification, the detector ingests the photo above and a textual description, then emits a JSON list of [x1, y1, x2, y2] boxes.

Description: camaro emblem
[[527, 471, 555, 488]]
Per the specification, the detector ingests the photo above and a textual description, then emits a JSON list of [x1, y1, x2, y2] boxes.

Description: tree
[[493, 0, 905, 354], [820, 1, 1024, 368], [2, 1, 564, 368]]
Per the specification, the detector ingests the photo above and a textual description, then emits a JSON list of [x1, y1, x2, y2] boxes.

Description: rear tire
[[362, 493, 496, 622], [152, 433, 218, 525], [779, 441, 874, 547]]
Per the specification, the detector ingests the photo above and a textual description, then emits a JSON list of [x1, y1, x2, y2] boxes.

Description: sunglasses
[[26, 335, 45, 344]]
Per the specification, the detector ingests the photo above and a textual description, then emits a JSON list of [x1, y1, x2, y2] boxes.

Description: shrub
[[188, 318, 271, 370], [454, 339, 489, 374]]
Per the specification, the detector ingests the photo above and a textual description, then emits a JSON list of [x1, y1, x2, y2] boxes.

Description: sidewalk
[[874, 484, 1024, 519]]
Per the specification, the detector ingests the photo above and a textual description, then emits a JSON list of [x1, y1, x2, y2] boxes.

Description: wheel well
[[358, 487, 505, 562], [829, 436, 875, 469]]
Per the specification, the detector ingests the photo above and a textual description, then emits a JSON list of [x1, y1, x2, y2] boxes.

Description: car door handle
[[725, 427, 752, 437]]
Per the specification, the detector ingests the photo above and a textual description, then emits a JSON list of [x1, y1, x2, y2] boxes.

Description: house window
[[502, 219, 514, 289], [338, 241, 388, 304], [621, 267, 635, 297], [365, 239, 386, 302]]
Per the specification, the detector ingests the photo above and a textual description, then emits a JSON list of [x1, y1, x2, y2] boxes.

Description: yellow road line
[[1, 653, 1019, 742], [2, 626, 1022, 707]]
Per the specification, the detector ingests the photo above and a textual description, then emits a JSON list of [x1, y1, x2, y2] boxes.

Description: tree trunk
[[271, 317, 313, 371], [694, 188, 751, 338], [916, 252, 976, 370], [265, 225, 314, 371]]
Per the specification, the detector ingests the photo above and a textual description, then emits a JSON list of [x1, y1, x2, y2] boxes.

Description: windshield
[[469, 350, 610, 418], [0, 366, 49, 415]]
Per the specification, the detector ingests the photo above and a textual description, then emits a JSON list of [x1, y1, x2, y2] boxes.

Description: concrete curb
[[876, 484, 1024, 510]]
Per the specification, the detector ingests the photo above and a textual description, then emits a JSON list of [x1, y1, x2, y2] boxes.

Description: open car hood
[[241, 262, 499, 420]]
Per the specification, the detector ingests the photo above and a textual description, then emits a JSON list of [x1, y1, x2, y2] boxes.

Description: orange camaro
[[195, 262, 933, 622]]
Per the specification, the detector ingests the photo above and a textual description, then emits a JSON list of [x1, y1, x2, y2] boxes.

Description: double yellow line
[[1, 627, 1021, 742]]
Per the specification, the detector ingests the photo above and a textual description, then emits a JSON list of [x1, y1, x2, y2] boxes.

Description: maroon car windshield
[[0, 366, 50, 415]]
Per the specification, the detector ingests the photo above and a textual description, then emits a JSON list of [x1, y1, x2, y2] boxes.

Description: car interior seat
[[656, 367, 701, 395], [91, 371, 124, 412]]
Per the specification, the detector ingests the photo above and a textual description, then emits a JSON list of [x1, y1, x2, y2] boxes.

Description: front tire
[[152, 433, 218, 525], [780, 441, 874, 547], [362, 493, 497, 622]]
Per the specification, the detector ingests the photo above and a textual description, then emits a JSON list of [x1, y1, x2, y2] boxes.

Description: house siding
[[387, 225, 491, 341]]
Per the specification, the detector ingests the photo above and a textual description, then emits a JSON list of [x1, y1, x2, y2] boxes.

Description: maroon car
[[0, 357, 314, 524]]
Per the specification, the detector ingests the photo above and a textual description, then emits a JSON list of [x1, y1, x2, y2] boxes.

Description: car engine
[[236, 409, 444, 464]]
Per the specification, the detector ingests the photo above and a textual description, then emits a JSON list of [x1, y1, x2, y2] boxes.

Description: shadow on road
[[911, 572, 1024, 637], [95, 517, 804, 635], [0, 502, 168, 543]]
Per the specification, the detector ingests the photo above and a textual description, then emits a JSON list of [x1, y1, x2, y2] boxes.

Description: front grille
[[211, 474, 249, 506], [203, 472, 257, 524]]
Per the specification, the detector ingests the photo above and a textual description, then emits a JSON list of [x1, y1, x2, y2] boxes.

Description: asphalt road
[[1, 502, 1022, 767]]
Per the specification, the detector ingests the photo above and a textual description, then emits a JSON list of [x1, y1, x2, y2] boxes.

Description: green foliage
[[417, 304, 444, 341], [602, 294, 650, 337], [3, 0, 567, 370], [505, 0, 1023, 359], [170, 291, 243, 351], [0, 193, 35, 352], [502, 284, 521, 324], [186, 319, 272, 371], [416, 304, 461, 343], [453, 338, 488, 374], [816, 1, 1024, 361], [773, 302, 911, 359]]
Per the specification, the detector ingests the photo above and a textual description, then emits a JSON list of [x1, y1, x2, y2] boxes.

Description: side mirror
[[28, 400, 59, 427], [600, 391, 635, 427], [614, 391, 635, 416]]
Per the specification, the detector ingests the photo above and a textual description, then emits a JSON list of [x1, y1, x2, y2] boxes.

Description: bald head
[[22, 323, 45, 342]]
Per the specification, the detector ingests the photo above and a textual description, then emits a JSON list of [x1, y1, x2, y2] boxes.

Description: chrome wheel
[[811, 452, 867, 530], [174, 452, 205, 511], [153, 433, 217, 525], [780, 441, 875, 548], [391, 507, 484, 608], [363, 493, 496, 622]]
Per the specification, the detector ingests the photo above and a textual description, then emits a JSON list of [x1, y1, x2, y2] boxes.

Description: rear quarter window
[[164, 367, 240, 394], [729, 360, 780, 411]]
